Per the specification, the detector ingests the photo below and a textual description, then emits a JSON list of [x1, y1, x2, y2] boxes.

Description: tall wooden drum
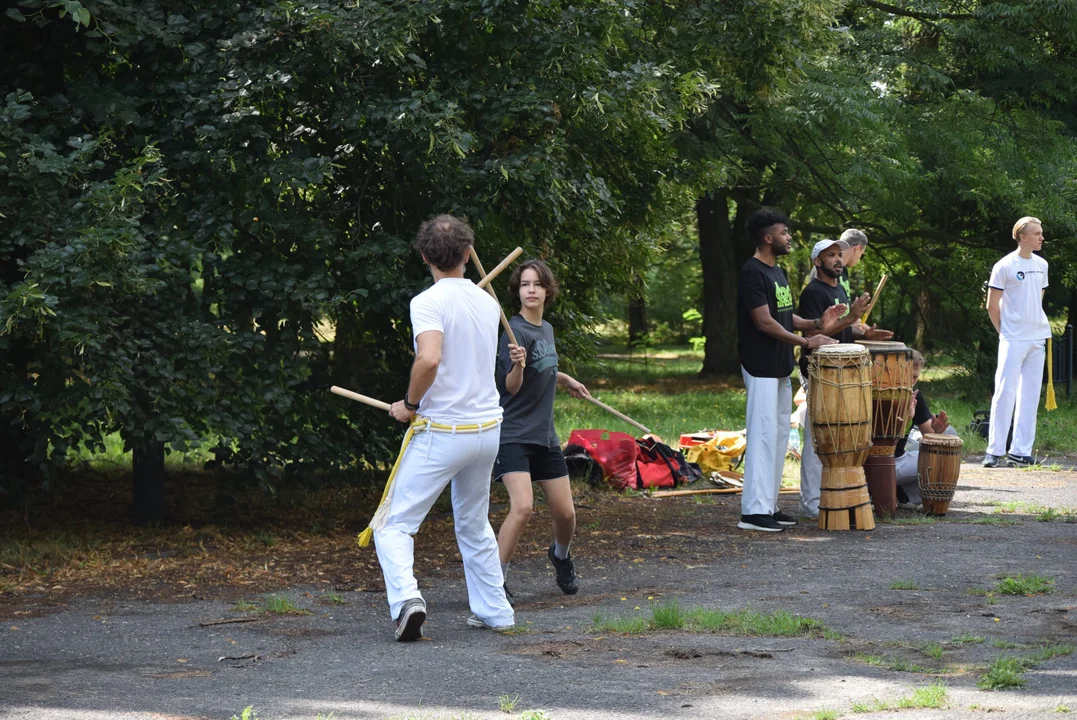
[[808, 344, 875, 531], [917, 434, 963, 516], [859, 340, 914, 518]]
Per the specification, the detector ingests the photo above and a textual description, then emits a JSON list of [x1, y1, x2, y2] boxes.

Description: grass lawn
[[556, 345, 1077, 459]]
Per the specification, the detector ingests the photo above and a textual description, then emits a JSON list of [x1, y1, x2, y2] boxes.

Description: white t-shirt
[[987, 250, 1050, 341], [409, 278, 503, 423]]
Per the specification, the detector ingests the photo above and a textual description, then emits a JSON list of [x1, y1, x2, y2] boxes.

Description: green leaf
[[5, 8, 26, 22]]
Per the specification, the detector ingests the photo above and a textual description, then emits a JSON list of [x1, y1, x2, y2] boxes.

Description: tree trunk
[[627, 295, 648, 345], [1067, 286, 1077, 335], [130, 438, 165, 526], [697, 190, 754, 375]]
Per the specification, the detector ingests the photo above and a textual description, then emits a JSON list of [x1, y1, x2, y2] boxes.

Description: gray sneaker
[[394, 598, 426, 642], [466, 614, 514, 633], [982, 454, 1002, 468]]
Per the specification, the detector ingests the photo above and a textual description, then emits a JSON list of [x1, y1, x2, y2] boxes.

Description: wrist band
[[403, 394, 419, 412]]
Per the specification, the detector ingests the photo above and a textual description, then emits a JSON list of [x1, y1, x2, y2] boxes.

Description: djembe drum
[[808, 344, 875, 530], [917, 434, 963, 515], [859, 341, 914, 518]]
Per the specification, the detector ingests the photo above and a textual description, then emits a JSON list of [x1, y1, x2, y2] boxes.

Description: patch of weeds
[[232, 600, 260, 613], [896, 680, 948, 709], [806, 710, 841, 720], [1027, 644, 1075, 663], [994, 500, 1048, 515], [592, 605, 830, 638], [231, 709, 260, 720], [1038, 507, 1077, 523], [921, 642, 945, 661], [978, 645, 1075, 690], [883, 516, 939, 525], [518, 711, 552, 720], [315, 714, 336, 720], [263, 594, 311, 615], [992, 640, 1024, 649], [1057, 704, 1071, 713], [889, 579, 921, 590], [255, 531, 277, 548], [498, 694, 520, 713], [996, 574, 1054, 596], [951, 634, 985, 645], [581, 520, 601, 531], [853, 653, 931, 673], [966, 587, 990, 596], [651, 601, 686, 630], [591, 611, 649, 635], [323, 591, 346, 606]]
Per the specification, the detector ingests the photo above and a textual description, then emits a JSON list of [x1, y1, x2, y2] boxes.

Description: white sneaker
[[466, 614, 514, 632]]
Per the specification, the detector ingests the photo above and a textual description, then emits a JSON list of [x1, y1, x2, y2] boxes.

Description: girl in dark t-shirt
[[494, 260, 590, 605]]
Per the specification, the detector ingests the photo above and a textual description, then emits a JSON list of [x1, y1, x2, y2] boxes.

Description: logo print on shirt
[[833, 297, 850, 319], [773, 282, 793, 310], [1016, 271, 1025, 281], [530, 338, 559, 373], [839, 276, 852, 298]]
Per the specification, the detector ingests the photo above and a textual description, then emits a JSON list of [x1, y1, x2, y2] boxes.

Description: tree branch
[[857, 0, 975, 22]]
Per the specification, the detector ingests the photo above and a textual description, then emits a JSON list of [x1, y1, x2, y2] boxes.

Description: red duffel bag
[[565, 429, 639, 490]]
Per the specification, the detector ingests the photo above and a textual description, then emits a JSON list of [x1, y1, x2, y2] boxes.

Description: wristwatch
[[813, 317, 822, 330], [403, 393, 419, 412]]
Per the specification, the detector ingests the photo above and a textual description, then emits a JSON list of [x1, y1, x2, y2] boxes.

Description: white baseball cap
[[811, 238, 850, 261]]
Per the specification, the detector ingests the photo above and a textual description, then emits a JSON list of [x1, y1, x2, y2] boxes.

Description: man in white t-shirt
[[375, 215, 514, 641], [983, 216, 1051, 468]]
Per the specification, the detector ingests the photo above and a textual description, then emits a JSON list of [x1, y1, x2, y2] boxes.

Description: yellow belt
[[357, 415, 501, 548]]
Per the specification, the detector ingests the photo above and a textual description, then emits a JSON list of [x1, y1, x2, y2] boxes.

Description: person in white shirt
[[376, 215, 514, 641], [982, 216, 1051, 468]]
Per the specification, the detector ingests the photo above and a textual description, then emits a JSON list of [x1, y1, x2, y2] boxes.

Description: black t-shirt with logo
[[496, 315, 560, 447], [737, 257, 795, 378], [797, 277, 853, 379]]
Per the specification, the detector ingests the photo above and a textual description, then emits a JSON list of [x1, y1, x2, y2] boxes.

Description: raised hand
[[931, 410, 950, 434], [850, 292, 871, 319], [508, 343, 527, 367], [861, 323, 894, 341], [821, 303, 848, 334]]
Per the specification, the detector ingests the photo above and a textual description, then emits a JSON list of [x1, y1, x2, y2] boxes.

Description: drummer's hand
[[907, 391, 918, 421], [508, 343, 527, 367], [806, 334, 838, 349], [820, 303, 847, 334], [931, 410, 950, 434], [850, 292, 871, 319], [860, 323, 894, 341]]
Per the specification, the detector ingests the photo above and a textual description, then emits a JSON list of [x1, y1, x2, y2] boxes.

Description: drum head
[[859, 340, 908, 351], [919, 433, 963, 448], [814, 343, 868, 355]]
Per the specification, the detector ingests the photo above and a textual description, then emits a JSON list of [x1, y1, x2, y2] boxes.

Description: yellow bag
[[683, 431, 747, 474]]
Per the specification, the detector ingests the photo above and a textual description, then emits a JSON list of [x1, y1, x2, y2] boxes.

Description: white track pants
[[374, 424, 514, 628], [895, 426, 959, 505], [987, 338, 1046, 458], [799, 377, 822, 518], [741, 369, 792, 517]]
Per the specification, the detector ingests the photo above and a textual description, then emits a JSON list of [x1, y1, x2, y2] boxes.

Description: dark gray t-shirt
[[497, 315, 559, 447]]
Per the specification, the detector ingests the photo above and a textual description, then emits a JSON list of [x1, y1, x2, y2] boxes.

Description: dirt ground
[[2, 463, 1076, 720]]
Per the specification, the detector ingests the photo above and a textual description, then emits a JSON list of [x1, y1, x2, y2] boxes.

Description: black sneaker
[[394, 598, 426, 642], [503, 583, 516, 607], [1006, 453, 1038, 468], [772, 510, 797, 526], [548, 545, 579, 595], [738, 514, 784, 532], [982, 454, 1002, 468]]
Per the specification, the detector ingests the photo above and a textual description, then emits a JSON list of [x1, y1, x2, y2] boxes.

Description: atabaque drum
[[917, 433, 963, 516], [859, 340, 914, 518], [808, 344, 875, 531]]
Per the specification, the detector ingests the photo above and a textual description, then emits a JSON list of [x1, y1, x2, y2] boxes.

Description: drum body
[[917, 433, 963, 515], [808, 344, 875, 531], [859, 340, 914, 518], [808, 344, 873, 468]]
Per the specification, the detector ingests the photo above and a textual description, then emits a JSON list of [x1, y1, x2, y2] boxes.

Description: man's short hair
[[747, 207, 791, 248], [414, 214, 474, 271], [839, 228, 869, 247], [910, 349, 925, 367], [1012, 216, 1042, 240], [508, 259, 560, 308]]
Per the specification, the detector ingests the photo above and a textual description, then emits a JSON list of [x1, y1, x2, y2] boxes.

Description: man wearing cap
[[982, 216, 1051, 468], [796, 239, 892, 518]]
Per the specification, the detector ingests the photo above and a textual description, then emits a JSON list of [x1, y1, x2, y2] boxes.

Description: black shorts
[[494, 443, 569, 483]]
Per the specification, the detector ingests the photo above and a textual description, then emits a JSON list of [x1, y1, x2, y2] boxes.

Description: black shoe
[[737, 514, 784, 532], [982, 454, 1002, 468], [772, 510, 797, 526], [1006, 453, 1038, 468], [503, 583, 516, 607], [394, 598, 426, 642], [548, 545, 579, 595]]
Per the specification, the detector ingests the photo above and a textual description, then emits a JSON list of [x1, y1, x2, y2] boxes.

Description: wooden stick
[[584, 395, 651, 434], [650, 487, 800, 498], [470, 248, 519, 348], [475, 247, 523, 290], [860, 273, 888, 323], [330, 385, 392, 412]]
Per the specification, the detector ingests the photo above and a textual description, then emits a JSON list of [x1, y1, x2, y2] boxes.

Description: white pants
[[987, 338, 1046, 457], [741, 369, 792, 517], [374, 423, 514, 628], [894, 426, 959, 504], [798, 377, 822, 517]]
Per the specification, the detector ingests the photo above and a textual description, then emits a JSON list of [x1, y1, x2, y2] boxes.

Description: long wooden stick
[[651, 487, 800, 498], [330, 385, 392, 412], [585, 395, 651, 434], [475, 247, 523, 290], [860, 273, 888, 323], [470, 248, 519, 348]]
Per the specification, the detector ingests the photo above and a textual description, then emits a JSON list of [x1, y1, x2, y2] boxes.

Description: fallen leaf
[[176, 658, 189, 663]]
